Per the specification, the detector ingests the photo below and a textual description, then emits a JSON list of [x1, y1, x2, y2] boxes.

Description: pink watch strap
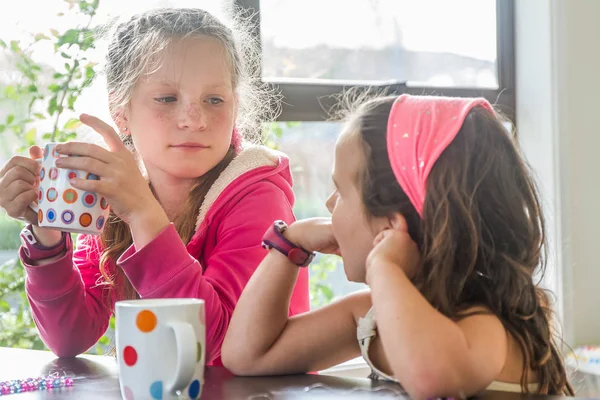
[[20, 225, 70, 261]]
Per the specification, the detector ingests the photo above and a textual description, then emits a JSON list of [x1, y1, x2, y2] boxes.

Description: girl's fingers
[[69, 177, 110, 196], [55, 142, 113, 164], [29, 145, 43, 160], [55, 156, 110, 177], [5, 180, 36, 203], [2, 165, 37, 186], [79, 113, 127, 153], [0, 156, 41, 178]]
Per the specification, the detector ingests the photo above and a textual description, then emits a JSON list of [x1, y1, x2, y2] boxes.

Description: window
[[261, 0, 498, 88], [241, 0, 515, 306]]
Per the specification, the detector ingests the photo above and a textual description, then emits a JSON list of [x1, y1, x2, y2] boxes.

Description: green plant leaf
[[0, 300, 10, 312], [25, 128, 37, 145], [48, 96, 58, 115], [64, 118, 81, 130], [9, 40, 20, 53], [57, 29, 80, 47], [60, 52, 72, 59], [6, 114, 14, 125], [34, 33, 50, 42], [67, 94, 77, 110], [0, 39, 6, 48], [49, 29, 60, 37], [85, 65, 95, 79], [34, 113, 45, 120], [48, 83, 61, 93], [42, 133, 52, 140], [53, 72, 63, 79], [4, 86, 16, 98]]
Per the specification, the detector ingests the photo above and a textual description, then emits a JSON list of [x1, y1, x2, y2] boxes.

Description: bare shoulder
[[455, 305, 506, 334], [338, 289, 372, 325]]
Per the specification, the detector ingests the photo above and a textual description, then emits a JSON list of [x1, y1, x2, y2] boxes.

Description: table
[[0, 347, 597, 399]]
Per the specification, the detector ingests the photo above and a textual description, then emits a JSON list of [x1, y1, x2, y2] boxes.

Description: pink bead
[[65, 378, 73, 387]]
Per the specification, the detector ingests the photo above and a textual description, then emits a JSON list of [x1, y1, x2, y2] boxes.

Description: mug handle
[[28, 159, 43, 213], [166, 321, 197, 394]]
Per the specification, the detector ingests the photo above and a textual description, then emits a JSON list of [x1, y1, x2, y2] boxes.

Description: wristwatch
[[262, 220, 315, 267], [20, 225, 70, 260]]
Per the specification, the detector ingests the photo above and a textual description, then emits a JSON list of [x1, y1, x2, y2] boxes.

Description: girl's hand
[[54, 114, 163, 226], [366, 216, 420, 281], [285, 218, 341, 255], [0, 147, 43, 225]]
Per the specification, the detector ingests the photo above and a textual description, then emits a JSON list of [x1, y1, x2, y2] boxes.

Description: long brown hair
[[351, 96, 573, 395], [99, 147, 236, 301]]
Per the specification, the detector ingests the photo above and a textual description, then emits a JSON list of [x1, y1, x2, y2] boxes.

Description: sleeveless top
[[356, 307, 540, 393]]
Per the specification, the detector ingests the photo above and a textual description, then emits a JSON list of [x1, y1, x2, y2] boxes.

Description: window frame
[[234, 0, 515, 122]]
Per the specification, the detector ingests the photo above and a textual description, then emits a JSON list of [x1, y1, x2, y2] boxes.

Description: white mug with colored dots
[[115, 298, 206, 400], [30, 142, 110, 235]]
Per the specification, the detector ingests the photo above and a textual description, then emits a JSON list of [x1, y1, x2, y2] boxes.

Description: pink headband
[[386, 94, 494, 217]]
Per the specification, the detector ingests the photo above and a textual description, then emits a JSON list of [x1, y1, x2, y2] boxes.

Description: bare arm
[[368, 260, 507, 400], [222, 219, 369, 376]]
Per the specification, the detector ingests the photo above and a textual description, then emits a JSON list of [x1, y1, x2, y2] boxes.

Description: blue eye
[[155, 96, 177, 103], [207, 97, 224, 105]]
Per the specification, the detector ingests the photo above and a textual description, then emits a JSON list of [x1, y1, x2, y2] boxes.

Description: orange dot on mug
[[136, 310, 157, 333], [79, 213, 92, 227]]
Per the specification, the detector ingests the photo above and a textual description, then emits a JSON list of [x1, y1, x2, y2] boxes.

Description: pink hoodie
[[20, 146, 310, 365]]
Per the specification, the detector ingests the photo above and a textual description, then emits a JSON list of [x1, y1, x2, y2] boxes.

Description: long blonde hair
[[99, 8, 277, 301]]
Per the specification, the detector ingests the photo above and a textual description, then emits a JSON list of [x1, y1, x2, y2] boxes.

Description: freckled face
[[123, 36, 237, 180]]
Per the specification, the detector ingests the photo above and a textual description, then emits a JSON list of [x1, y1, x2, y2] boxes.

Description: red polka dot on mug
[[82, 192, 97, 208], [123, 346, 138, 367]]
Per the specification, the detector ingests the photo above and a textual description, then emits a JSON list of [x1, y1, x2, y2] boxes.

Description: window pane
[[268, 121, 367, 308], [260, 0, 498, 88]]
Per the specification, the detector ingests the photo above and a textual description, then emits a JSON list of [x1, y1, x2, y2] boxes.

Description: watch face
[[288, 248, 308, 266]]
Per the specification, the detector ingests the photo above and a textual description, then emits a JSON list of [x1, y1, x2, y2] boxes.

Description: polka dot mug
[[115, 299, 206, 400], [29, 142, 110, 235]]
